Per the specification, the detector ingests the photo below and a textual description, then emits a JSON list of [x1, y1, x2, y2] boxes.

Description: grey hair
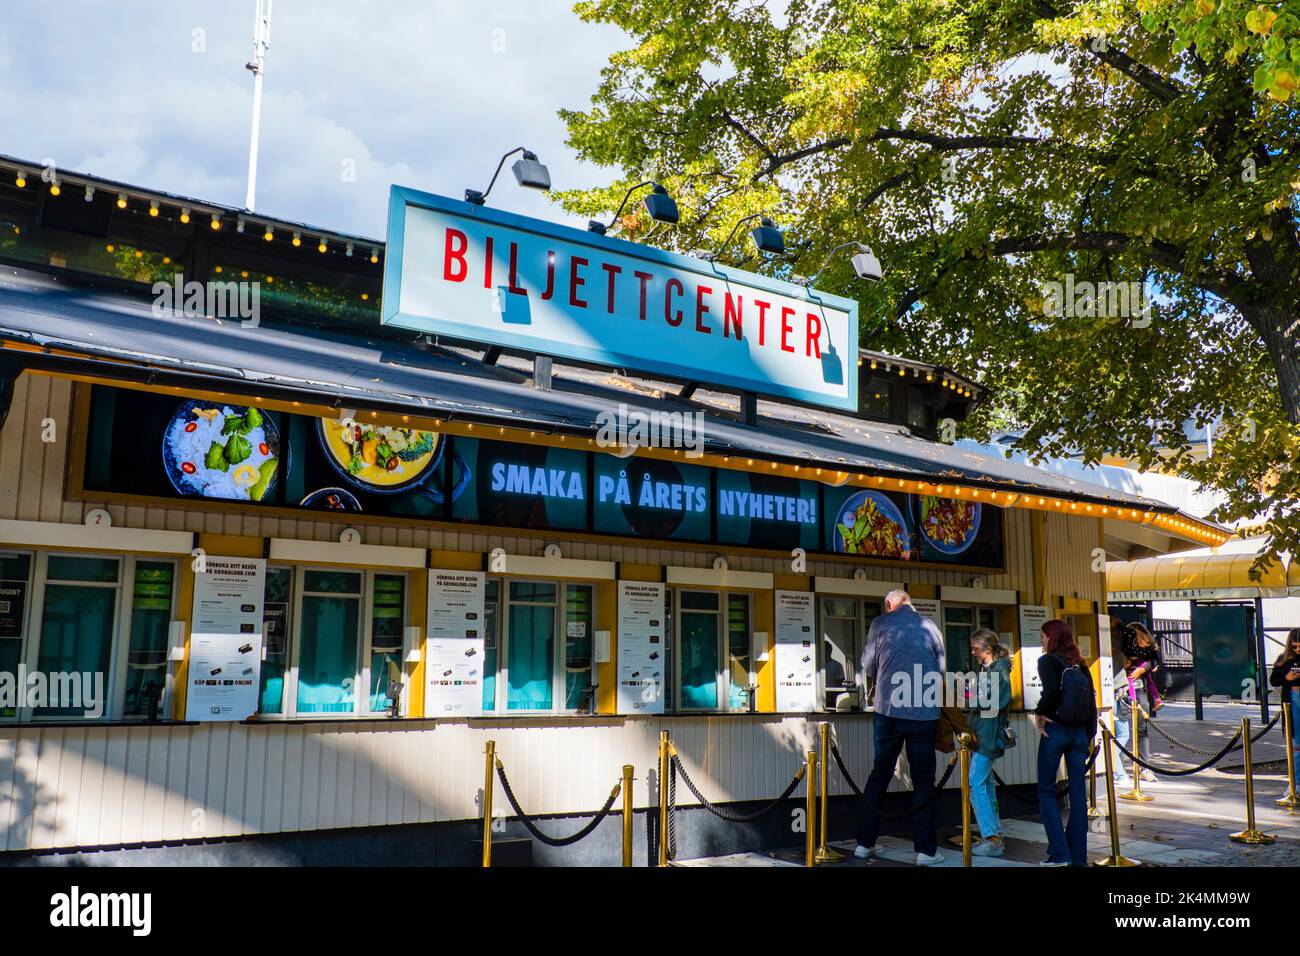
[[971, 628, 1010, 660], [884, 589, 911, 608]]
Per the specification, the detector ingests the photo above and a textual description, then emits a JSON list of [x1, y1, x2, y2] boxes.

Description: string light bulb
[[149, 200, 159, 217], [236, 215, 246, 233], [48, 180, 60, 196], [317, 236, 327, 253], [115, 192, 127, 209], [345, 242, 354, 257], [263, 225, 273, 242], [292, 231, 301, 247], [210, 214, 221, 230], [370, 247, 380, 264], [14, 169, 26, 188], [179, 207, 191, 224], [85, 186, 96, 202]]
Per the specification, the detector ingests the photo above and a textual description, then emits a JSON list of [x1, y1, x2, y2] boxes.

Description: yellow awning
[[1289, 560, 1300, 597], [1107, 553, 1288, 601]]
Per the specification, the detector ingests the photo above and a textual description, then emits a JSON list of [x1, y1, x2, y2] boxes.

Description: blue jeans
[[1037, 720, 1090, 865], [969, 751, 1001, 840], [1292, 695, 1300, 787], [857, 714, 939, 855]]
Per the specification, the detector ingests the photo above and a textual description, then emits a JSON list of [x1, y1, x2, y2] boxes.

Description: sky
[[0, 1, 631, 239]]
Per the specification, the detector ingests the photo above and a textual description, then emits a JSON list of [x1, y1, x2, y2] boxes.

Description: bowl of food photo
[[162, 400, 281, 502], [317, 417, 442, 494], [917, 496, 981, 555], [832, 490, 912, 559]]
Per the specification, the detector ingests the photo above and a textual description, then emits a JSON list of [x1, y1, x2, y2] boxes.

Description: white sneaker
[[1040, 859, 1069, 867], [916, 850, 944, 866], [853, 844, 878, 860], [971, 838, 1004, 858]]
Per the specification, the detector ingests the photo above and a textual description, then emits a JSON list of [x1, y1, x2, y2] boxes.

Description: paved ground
[[679, 701, 1300, 867]]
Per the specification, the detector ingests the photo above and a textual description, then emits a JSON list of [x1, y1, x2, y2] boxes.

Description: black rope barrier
[[1111, 727, 1243, 776], [991, 746, 1099, 807], [827, 741, 958, 819], [1139, 709, 1280, 755], [495, 761, 622, 847], [669, 753, 806, 824]]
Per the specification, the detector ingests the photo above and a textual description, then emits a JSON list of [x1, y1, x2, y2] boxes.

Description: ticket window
[[287, 568, 408, 717], [819, 597, 882, 711], [482, 579, 596, 713], [942, 604, 998, 673], [0, 551, 34, 720], [674, 590, 753, 713]]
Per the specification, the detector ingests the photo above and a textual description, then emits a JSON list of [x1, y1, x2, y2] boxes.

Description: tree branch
[[1034, 1, 1185, 103]]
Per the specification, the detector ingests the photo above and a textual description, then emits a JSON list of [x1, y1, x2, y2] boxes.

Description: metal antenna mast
[[243, 0, 273, 211]]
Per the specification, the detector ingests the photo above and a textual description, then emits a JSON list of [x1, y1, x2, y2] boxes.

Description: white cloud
[[0, 0, 630, 236]]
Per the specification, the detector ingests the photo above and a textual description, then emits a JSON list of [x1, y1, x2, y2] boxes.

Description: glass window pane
[[680, 610, 718, 709], [36, 584, 117, 717], [0, 553, 31, 581], [122, 561, 175, 718], [369, 575, 406, 712], [823, 598, 856, 618], [944, 607, 974, 673], [259, 567, 292, 714], [564, 584, 593, 710], [978, 608, 998, 630], [303, 570, 361, 594], [726, 595, 751, 709], [483, 579, 499, 710], [296, 594, 360, 713], [507, 603, 553, 710], [46, 555, 119, 584], [680, 590, 719, 611], [510, 581, 556, 604]]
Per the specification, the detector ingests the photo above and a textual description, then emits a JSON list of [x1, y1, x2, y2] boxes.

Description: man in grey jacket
[[855, 589, 947, 865]]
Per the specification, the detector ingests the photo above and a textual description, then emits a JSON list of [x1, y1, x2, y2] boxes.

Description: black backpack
[[1054, 657, 1095, 727]]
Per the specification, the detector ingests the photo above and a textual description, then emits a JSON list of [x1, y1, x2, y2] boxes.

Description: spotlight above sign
[[381, 186, 860, 412]]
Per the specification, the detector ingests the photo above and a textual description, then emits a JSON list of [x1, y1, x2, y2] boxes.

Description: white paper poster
[[617, 581, 666, 714], [428, 570, 486, 640], [185, 632, 262, 721], [426, 570, 486, 715], [912, 598, 942, 625], [774, 590, 816, 712], [1096, 614, 1116, 710], [186, 556, 265, 721], [426, 639, 484, 715], [192, 557, 266, 636], [1020, 646, 1044, 711], [1018, 604, 1050, 648]]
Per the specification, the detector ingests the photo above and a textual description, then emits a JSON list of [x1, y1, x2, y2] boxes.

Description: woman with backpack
[[966, 629, 1014, 857], [1035, 619, 1098, 867]]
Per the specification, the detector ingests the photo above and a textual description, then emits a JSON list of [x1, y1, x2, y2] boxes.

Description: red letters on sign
[[695, 285, 712, 334], [755, 300, 771, 346], [507, 242, 527, 296], [443, 228, 468, 282], [602, 262, 622, 313], [665, 278, 684, 326], [780, 306, 795, 353], [569, 256, 588, 309], [723, 293, 743, 340], [805, 312, 822, 358], [633, 271, 653, 320], [541, 252, 556, 301], [483, 236, 494, 289]]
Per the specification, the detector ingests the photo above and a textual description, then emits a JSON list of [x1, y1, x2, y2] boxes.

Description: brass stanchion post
[[1087, 731, 1103, 818], [1094, 723, 1139, 866], [805, 750, 818, 867], [1276, 700, 1298, 812], [622, 764, 635, 867], [815, 722, 845, 863], [958, 733, 973, 867], [481, 739, 496, 868], [1118, 700, 1153, 802], [657, 731, 670, 867], [1230, 717, 1276, 844]]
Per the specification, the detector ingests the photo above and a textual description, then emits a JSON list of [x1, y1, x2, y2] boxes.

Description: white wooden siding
[[0, 713, 1041, 852]]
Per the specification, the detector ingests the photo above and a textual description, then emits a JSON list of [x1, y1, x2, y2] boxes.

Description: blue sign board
[[381, 186, 860, 411]]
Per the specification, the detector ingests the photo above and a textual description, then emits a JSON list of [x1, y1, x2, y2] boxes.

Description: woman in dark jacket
[[1270, 628, 1300, 794], [1035, 619, 1096, 867]]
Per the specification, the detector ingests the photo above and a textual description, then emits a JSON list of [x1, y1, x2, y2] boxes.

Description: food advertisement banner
[[83, 385, 1004, 568]]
